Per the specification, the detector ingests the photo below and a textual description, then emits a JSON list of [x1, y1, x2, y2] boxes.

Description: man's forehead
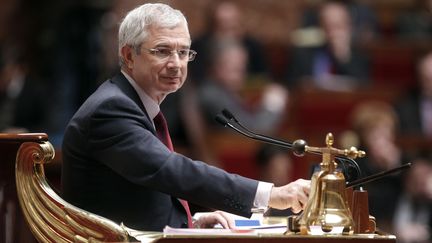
[[146, 24, 191, 45], [148, 21, 189, 34]]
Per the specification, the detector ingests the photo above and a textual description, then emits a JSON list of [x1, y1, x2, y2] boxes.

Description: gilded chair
[[4, 133, 132, 242]]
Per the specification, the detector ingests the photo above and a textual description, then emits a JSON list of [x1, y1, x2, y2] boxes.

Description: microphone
[[215, 112, 307, 156], [215, 108, 412, 187], [215, 108, 362, 180]]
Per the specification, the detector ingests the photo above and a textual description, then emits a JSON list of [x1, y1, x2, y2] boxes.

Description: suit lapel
[[111, 74, 189, 222], [110, 73, 156, 134]]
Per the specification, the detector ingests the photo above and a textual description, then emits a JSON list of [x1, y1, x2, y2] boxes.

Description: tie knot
[[153, 112, 168, 131], [154, 111, 165, 123]]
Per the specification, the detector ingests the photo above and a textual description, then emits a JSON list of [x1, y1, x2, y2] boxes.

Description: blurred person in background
[[190, 1, 269, 84], [300, 0, 378, 43], [256, 144, 293, 187], [396, 0, 432, 41], [256, 144, 294, 217], [197, 39, 288, 135], [393, 154, 432, 243], [348, 101, 404, 233], [0, 48, 49, 133], [49, 1, 115, 147], [285, 0, 370, 91], [395, 51, 432, 139], [161, 81, 218, 166]]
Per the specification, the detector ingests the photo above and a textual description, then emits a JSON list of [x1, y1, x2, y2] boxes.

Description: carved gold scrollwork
[[15, 141, 129, 242]]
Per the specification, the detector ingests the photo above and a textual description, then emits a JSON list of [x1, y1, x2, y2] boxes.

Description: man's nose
[[166, 52, 182, 68]]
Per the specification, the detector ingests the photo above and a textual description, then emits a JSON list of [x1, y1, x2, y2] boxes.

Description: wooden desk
[[134, 233, 396, 243]]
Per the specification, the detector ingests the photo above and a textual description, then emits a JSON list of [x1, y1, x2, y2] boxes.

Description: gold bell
[[295, 133, 364, 235]]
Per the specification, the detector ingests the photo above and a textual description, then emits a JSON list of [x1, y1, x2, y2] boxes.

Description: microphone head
[[221, 109, 236, 121], [215, 114, 229, 127]]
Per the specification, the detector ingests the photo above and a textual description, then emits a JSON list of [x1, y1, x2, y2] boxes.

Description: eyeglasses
[[143, 47, 197, 62]]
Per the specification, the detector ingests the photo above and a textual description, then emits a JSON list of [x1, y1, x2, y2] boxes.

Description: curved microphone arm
[[215, 109, 362, 181], [214, 114, 293, 149]]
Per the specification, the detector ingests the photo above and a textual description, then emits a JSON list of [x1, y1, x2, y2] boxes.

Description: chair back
[[6, 133, 130, 242]]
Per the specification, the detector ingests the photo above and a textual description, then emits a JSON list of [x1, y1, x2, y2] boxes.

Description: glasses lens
[[177, 49, 189, 59], [149, 48, 196, 61], [157, 48, 172, 58]]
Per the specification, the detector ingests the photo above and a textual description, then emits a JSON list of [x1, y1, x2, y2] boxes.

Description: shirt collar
[[121, 70, 160, 121]]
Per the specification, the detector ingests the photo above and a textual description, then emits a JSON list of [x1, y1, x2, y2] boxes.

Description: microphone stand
[[215, 109, 362, 180], [215, 108, 413, 188]]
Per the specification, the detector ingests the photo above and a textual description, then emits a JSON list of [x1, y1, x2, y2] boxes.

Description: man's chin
[[163, 83, 183, 93]]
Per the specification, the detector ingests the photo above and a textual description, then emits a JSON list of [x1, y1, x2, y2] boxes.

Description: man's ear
[[121, 45, 134, 69]]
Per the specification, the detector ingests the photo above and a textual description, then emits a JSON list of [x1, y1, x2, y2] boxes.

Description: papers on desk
[[163, 223, 287, 236], [162, 212, 288, 236], [163, 226, 257, 235], [127, 214, 288, 243]]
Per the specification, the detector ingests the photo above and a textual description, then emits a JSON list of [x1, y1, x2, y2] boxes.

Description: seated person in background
[[0, 49, 48, 133], [256, 144, 294, 217], [393, 154, 432, 243], [189, 1, 269, 84], [300, 0, 379, 43], [198, 39, 288, 135], [286, 0, 369, 91], [256, 144, 293, 187], [348, 101, 403, 233], [396, 0, 432, 41], [161, 82, 219, 166], [61, 3, 310, 232], [395, 51, 432, 139]]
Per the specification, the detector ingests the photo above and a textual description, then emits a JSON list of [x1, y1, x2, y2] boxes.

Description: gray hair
[[118, 3, 189, 66]]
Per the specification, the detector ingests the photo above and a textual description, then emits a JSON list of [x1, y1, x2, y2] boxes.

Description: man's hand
[[268, 179, 311, 213], [193, 211, 236, 229]]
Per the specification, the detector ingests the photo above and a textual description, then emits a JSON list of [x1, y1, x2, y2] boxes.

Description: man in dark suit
[[61, 3, 310, 231]]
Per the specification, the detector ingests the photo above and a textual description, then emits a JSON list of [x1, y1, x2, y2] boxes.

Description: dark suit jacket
[[61, 73, 258, 231], [285, 44, 370, 88], [395, 91, 423, 136]]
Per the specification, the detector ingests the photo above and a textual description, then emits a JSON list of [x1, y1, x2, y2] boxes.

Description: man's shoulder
[[73, 75, 138, 117], [92, 73, 136, 100]]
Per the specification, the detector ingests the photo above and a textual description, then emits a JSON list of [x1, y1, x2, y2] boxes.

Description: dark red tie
[[153, 111, 193, 228]]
